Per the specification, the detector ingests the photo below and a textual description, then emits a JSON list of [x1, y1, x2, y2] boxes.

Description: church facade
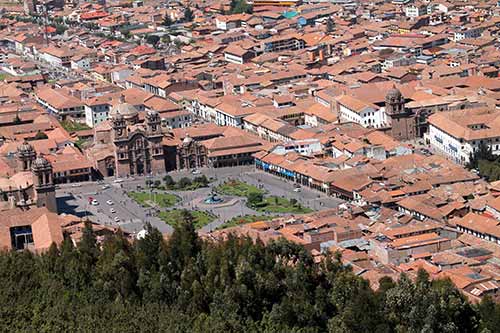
[[88, 98, 167, 178]]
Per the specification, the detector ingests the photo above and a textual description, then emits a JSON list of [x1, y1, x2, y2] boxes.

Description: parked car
[[114, 217, 120, 222], [110, 208, 116, 213], [106, 200, 114, 205], [91, 199, 99, 206]]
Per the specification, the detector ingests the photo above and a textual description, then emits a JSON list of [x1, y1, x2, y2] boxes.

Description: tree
[[163, 175, 175, 187], [162, 14, 173, 27], [12, 115, 21, 124], [153, 180, 161, 188], [78, 220, 99, 262], [146, 35, 160, 47], [290, 198, 297, 206], [55, 24, 67, 35], [247, 192, 263, 207], [34, 131, 48, 140], [177, 177, 192, 189], [184, 7, 194, 22], [467, 141, 494, 169], [161, 35, 171, 44], [231, 0, 252, 14], [193, 175, 209, 187]]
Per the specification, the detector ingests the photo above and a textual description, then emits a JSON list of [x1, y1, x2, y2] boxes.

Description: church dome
[[386, 87, 402, 100], [32, 155, 51, 169], [110, 101, 139, 120]]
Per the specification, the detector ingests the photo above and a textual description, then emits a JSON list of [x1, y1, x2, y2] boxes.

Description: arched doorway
[[136, 157, 144, 175], [104, 157, 115, 177]]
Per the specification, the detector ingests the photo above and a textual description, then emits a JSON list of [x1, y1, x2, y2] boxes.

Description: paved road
[[56, 166, 344, 235], [57, 182, 172, 235]]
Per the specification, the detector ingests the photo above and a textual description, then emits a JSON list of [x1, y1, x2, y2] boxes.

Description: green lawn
[[128, 191, 180, 208], [215, 180, 265, 197], [216, 214, 278, 230], [159, 209, 215, 229], [254, 196, 313, 214], [60, 120, 91, 132]]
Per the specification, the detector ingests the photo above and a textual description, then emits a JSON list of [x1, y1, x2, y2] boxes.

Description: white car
[[114, 216, 121, 222], [191, 169, 201, 175], [110, 208, 116, 213], [293, 187, 301, 192], [91, 199, 99, 206], [113, 179, 124, 183], [101, 184, 110, 190], [71, 183, 81, 187], [106, 200, 114, 205]]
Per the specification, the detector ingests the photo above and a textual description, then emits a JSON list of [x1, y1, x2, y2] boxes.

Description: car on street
[[71, 183, 81, 187], [113, 179, 124, 183], [106, 200, 114, 205], [91, 199, 99, 206], [102, 184, 110, 190], [293, 188, 301, 192], [114, 217, 120, 222], [191, 169, 201, 175], [110, 208, 116, 213]]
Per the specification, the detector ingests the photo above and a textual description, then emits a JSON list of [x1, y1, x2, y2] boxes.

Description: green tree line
[[467, 142, 500, 181], [0, 215, 499, 332]]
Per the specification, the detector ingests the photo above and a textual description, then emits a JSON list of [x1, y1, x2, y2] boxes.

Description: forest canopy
[[0, 216, 499, 332]]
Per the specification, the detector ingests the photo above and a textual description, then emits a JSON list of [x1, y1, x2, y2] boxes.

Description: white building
[[426, 109, 500, 165], [214, 102, 254, 128], [405, 3, 427, 17], [38, 46, 74, 68], [272, 139, 323, 156], [335, 94, 386, 128], [84, 99, 110, 128], [161, 111, 193, 129]]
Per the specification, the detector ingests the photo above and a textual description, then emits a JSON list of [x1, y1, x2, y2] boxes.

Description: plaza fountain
[[204, 191, 224, 204]]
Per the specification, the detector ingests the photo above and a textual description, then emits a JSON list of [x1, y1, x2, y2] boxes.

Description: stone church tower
[[17, 140, 36, 171], [385, 88, 416, 141], [145, 110, 165, 173], [31, 155, 57, 213]]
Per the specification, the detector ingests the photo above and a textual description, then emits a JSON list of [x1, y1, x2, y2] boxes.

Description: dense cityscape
[[1, 0, 500, 330]]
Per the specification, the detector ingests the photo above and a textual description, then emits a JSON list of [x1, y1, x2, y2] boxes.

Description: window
[[10, 226, 34, 250]]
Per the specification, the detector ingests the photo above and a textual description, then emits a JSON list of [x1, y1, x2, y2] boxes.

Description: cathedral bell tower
[[111, 112, 128, 140], [385, 87, 405, 116], [145, 110, 164, 174], [31, 155, 57, 213], [17, 140, 36, 171], [145, 110, 161, 136], [385, 87, 415, 141]]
